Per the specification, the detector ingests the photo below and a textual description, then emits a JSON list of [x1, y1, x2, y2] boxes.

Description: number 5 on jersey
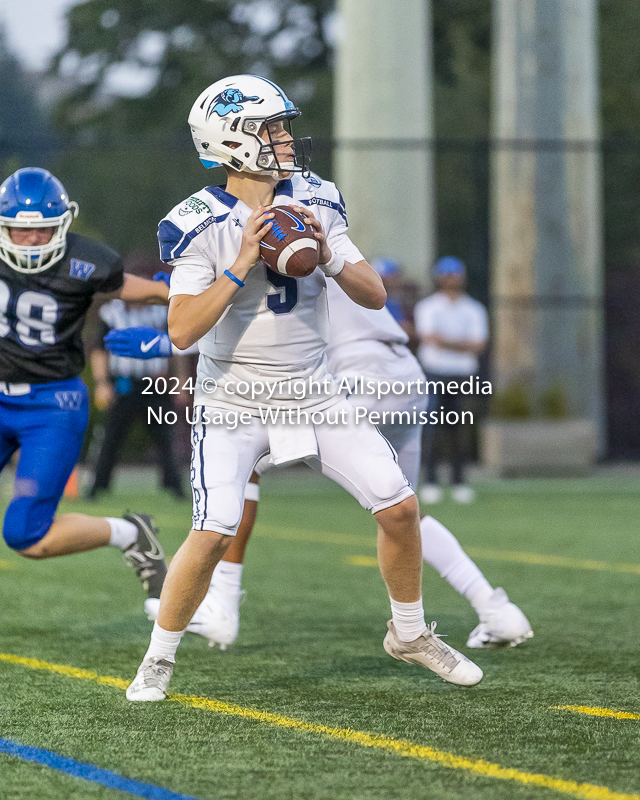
[[265, 269, 298, 315]]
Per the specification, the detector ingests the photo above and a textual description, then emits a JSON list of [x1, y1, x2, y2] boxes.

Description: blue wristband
[[224, 269, 245, 287]]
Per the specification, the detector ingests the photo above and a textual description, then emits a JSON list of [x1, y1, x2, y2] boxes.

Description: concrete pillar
[[333, 0, 435, 287], [491, 0, 603, 443]]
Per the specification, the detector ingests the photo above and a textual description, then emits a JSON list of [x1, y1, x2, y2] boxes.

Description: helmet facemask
[[247, 114, 311, 178], [0, 203, 78, 274]]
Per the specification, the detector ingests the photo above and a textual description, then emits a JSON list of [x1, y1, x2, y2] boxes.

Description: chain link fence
[[1, 135, 639, 458]]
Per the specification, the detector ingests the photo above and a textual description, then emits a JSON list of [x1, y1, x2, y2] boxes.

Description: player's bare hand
[[235, 205, 274, 273], [291, 205, 331, 264]]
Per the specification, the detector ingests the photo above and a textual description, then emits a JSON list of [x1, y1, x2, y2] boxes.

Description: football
[[260, 206, 319, 278]]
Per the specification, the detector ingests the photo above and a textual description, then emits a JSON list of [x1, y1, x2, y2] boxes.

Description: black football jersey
[[0, 233, 123, 383]]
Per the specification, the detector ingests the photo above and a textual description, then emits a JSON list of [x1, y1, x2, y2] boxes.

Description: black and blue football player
[[0, 167, 170, 612]]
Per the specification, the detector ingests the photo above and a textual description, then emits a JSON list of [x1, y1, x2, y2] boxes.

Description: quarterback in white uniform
[[162, 279, 531, 653], [126, 75, 483, 701], [106, 278, 533, 651]]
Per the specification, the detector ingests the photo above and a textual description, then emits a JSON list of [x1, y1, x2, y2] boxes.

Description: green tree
[[430, 0, 492, 299], [0, 27, 54, 166], [599, 0, 640, 267], [47, 1, 335, 254], [51, 0, 335, 141]]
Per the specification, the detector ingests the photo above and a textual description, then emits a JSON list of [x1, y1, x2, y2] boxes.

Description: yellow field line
[[0, 560, 15, 570], [464, 548, 640, 575], [551, 705, 640, 721], [254, 524, 640, 576], [0, 652, 638, 800], [0, 653, 128, 689], [346, 552, 640, 579]]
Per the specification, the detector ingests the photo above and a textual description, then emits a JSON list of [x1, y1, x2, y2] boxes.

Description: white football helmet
[[188, 75, 311, 177]]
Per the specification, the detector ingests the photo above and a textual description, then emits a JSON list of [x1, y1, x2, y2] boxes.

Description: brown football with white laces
[[260, 206, 319, 278]]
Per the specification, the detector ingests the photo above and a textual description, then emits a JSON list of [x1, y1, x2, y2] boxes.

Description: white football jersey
[[325, 280, 423, 385], [326, 279, 408, 349], [161, 172, 364, 410]]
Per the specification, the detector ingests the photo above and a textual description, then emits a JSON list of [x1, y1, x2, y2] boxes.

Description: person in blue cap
[[370, 257, 418, 344], [413, 257, 488, 503]]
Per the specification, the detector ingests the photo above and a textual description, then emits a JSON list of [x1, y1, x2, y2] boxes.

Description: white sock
[[420, 516, 494, 612], [390, 597, 427, 642], [143, 622, 185, 664], [211, 561, 243, 594], [468, 586, 496, 614], [106, 517, 138, 550]]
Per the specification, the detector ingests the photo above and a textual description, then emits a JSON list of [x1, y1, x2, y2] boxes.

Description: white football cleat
[[419, 484, 443, 504], [144, 588, 244, 650], [466, 588, 533, 648], [186, 586, 245, 650], [383, 621, 483, 686], [126, 657, 173, 702]]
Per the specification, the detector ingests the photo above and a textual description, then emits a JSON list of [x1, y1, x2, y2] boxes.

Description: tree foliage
[[432, 0, 491, 139], [51, 0, 335, 139], [0, 29, 53, 158], [41, 0, 640, 272]]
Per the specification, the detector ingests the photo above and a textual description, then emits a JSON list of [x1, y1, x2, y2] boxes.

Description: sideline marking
[[551, 705, 640, 721], [0, 737, 203, 800], [0, 560, 15, 570], [1, 652, 638, 800], [254, 524, 640, 576]]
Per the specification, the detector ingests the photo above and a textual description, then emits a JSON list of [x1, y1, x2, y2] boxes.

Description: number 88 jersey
[[0, 233, 123, 383]]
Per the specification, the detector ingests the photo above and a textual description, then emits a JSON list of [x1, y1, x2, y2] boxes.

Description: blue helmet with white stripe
[[188, 75, 311, 178], [0, 168, 78, 274]]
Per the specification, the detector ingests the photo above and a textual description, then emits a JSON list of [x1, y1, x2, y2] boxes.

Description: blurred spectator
[[372, 257, 420, 349], [414, 257, 488, 503]]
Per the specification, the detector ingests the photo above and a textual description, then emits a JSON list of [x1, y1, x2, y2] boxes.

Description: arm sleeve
[[96, 256, 125, 293], [326, 227, 366, 265], [168, 258, 216, 298], [158, 217, 216, 298]]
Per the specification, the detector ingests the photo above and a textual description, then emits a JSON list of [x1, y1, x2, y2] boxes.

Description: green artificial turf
[[0, 469, 639, 800]]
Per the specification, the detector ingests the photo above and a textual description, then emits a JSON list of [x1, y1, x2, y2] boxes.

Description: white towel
[[267, 418, 318, 466]]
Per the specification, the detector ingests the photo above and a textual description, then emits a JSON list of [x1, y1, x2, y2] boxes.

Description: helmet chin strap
[[264, 168, 293, 180]]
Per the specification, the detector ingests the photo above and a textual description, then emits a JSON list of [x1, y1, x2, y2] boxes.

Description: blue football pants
[[0, 378, 89, 550]]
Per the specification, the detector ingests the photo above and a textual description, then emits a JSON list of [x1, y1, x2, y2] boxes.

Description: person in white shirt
[[125, 75, 484, 701], [413, 257, 488, 504]]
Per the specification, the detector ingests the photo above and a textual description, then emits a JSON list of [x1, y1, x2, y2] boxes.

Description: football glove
[[104, 327, 172, 359], [153, 271, 171, 287]]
